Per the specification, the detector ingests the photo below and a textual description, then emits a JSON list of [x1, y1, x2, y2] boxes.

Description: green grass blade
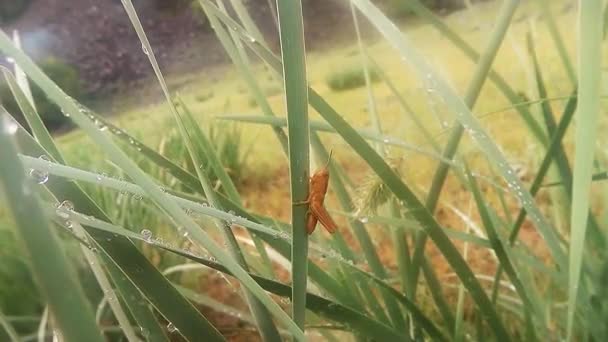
[[0, 114, 104, 342], [568, 2, 603, 340], [276, 0, 311, 330], [465, 163, 544, 332], [1, 68, 64, 163], [410, 0, 522, 291]]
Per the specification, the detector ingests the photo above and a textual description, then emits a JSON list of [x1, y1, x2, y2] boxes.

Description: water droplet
[[29, 168, 49, 184], [139, 327, 149, 338], [141, 44, 149, 55], [140, 229, 152, 242], [167, 322, 178, 333], [358, 217, 369, 223]]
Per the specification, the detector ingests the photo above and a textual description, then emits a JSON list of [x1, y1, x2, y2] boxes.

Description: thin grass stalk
[[0, 114, 104, 342], [567, 1, 603, 340], [409, 0, 522, 291], [275, 0, 310, 330]]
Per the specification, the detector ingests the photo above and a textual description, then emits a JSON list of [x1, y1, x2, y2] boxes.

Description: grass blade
[[0, 114, 104, 342], [276, 0, 311, 330], [568, 2, 603, 340]]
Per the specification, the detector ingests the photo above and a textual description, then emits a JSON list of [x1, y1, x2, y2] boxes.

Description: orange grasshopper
[[296, 151, 338, 235]]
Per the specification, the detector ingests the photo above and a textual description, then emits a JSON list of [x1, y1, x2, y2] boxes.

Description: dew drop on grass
[[141, 43, 149, 55], [358, 217, 369, 223], [29, 168, 49, 184], [167, 322, 178, 333], [140, 229, 152, 242], [139, 327, 149, 338], [56, 200, 74, 219]]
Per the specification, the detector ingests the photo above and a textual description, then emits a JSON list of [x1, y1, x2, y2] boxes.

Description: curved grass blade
[[0, 114, 104, 342], [568, 3, 603, 340]]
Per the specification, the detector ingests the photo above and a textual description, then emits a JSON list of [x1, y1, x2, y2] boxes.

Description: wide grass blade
[[568, 2, 603, 340], [275, 0, 311, 331], [0, 114, 104, 342]]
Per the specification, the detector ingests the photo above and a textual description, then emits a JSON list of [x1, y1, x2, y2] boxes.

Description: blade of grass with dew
[[409, 0, 524, 291], [0, 308, 22, 342], [0, 114, 104, 342], [1, 68, 63, 163], [118, 1, 284, 338], [568, 2, 603, 340], [176, 97, 277, 280], [275, 0, 310, 330], [83, 110, 201, 192], [204, 3, 510, 336], [1, 95, 170, 341], [464, 163, 544, 335]]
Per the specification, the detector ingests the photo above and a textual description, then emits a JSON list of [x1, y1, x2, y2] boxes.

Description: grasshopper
[[295, 151, 338, 235]]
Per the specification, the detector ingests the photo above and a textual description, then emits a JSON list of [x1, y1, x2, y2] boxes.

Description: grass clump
[[325, 64, 380, 91]]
